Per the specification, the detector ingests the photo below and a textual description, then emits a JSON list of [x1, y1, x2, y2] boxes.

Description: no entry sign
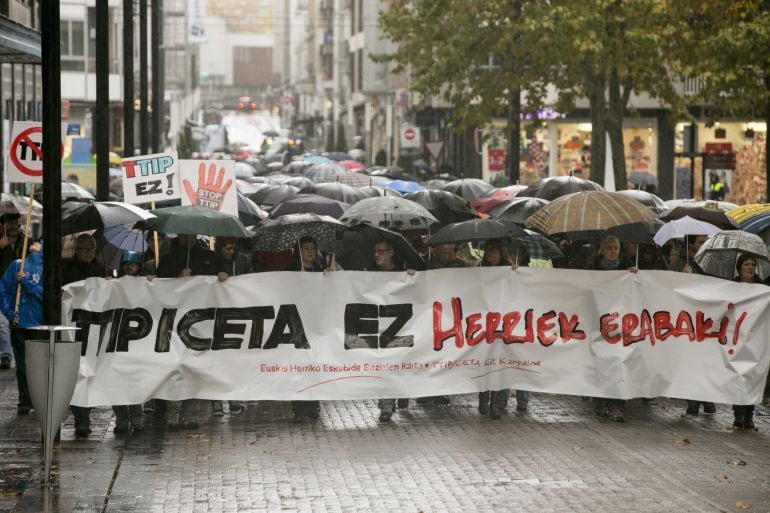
[[5, 121, 66, 184]]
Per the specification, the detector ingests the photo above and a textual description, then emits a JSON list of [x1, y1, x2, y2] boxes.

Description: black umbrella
[[313, 182, 370, 204], [253, 213, 345, 252], [62, 201, 155, 235], [334, 224, 427, 271], [517, 176, 604, 201], [237, 192, 268, 226], [284, 160, 313, 175], [284, 176, 315, 190], [628, 171, 657, 187], [326, 151, 352, 161], [249, 184, 300, 207], [427, 218, 527, 246], [442, 178, 495, 201], [616, 189, 667, 214], [423, 179, 449, 190], [358, 186, 402, 199], [488, 197, 549, 224], [404, 190, 479, 226], [269, 195, 350, 219], [367, 166, 418, 181]]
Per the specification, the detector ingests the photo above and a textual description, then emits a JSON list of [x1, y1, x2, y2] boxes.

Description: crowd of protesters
[[0, 208, 767, 437]]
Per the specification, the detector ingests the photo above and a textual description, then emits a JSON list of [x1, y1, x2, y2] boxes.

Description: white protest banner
[[120, 152, 180, 204], [62, 268, 770, 407], [5, 121, 67, 183], [179, 160, 237, 217]]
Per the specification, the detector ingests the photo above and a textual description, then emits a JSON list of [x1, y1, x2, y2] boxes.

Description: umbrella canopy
[[659, 205, 738, 230], [367, 166, 418, 181], [726, 203, 770, 224], [252, 213, 345, 252], [284, 160, 314, 175], [427, 218, 527, 246], [249, 184, 300, 207], [334, 171, 371, 187], [235, 179, 261, 195], [306, 163, 348, 183], [693, 230, 770, 280], [358, 186, 402, 198], [442, 178, 495, 201], [334, 224, 427, 271], [386, 180, 424, 195], [487, 197, 549, 225], [404, 190, 479, 226], [145, 205, 253, 237], [652, 216, 721, 247], [304, 155, 332, 165], [0, 193, 43, 220], [339, 196, 439, 230], [338, 160, 366, 171], [616, 189, 667, 214], [283, 176, 315, 190], [234, 161, 257, 179], [526, 191, 656, 235], [628, 171, 658, 187], [62, 201, 155, 235], [738, 211, 770, 235], [326, 151, 352, 161], [423, 179, 450, 190], [517, 176, 604, 201], [269, 195, 350, 219], [470, 185, 527, 213], [237, 192, 268, 226], [62, 182, 95, 201], [313, 182, 370, 204], [664, 198, 739, 212], [510, 230, 564, 261]]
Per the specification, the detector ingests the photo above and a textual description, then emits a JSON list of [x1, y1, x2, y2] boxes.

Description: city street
[[1, 368, 768, 513]]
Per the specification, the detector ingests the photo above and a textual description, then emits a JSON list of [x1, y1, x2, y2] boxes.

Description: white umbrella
[[653, 215, 721, 247]]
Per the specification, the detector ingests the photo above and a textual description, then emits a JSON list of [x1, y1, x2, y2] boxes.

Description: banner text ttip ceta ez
[[62, 268, 770, 406]]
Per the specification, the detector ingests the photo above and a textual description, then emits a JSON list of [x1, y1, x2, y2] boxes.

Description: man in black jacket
[[62, 234, 107, 438]]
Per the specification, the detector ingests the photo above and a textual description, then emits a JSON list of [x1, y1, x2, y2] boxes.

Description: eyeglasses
[[374, 248, 393, 254]]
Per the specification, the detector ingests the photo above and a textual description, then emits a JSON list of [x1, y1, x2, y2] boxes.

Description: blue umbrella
[[305, 155, 331, 164], [387, 180, 424, 195], [740, 211, 770, 235]]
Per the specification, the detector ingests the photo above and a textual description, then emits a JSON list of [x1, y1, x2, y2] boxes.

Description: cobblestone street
[[1, 368, 769, 513]]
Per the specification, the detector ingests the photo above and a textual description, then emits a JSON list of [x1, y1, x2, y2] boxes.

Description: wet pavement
[[1, 366, 769, 513]]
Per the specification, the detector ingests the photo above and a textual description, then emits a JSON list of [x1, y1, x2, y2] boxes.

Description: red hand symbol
[[183, 162, 233, 210]]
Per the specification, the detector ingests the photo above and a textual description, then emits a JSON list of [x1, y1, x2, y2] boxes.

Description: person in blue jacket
[[0, 240, 43, 415]]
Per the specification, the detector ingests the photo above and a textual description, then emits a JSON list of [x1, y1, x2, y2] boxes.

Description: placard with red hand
[[179, 160, 237, 217]]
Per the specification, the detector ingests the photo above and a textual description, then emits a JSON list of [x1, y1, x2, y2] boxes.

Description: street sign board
[[5, 121, 66, 184], [400, 123, 420, 149], [425, 140, 444, 162], [179, 159, 237, 217]]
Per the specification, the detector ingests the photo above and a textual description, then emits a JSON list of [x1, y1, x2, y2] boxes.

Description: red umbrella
[[339, 160, 366, 171], [471, 185, 527, 213]]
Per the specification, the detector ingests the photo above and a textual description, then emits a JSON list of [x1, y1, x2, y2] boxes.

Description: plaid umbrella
[[306, 163, 348, 183], [339, 196, 439, 230], [0, 193, 43, 220], [525, 191, 657, 235], [693, 230, 770, 280], [335, 171, 371, 187], [252, 213, 345, 252]]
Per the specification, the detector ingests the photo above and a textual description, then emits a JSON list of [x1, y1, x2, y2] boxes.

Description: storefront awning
[[0, 16, 41, 64]]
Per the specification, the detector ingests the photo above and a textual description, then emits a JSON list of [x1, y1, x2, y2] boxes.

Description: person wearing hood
[[0, 240, 43, 415]]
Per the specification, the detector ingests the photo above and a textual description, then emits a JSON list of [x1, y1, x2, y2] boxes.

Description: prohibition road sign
[[7, 122, 64, 183]]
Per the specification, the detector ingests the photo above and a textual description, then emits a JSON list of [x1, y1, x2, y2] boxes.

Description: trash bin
[[26, 337, 81, 481]]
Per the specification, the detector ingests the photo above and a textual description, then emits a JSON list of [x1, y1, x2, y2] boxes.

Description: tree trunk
[[587, 74, 606, 184], [607, 69, 628, 190], [507, 90, 521, 185]]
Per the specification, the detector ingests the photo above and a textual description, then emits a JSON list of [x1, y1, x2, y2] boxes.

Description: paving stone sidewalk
[[1, 367, 769, 513]]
